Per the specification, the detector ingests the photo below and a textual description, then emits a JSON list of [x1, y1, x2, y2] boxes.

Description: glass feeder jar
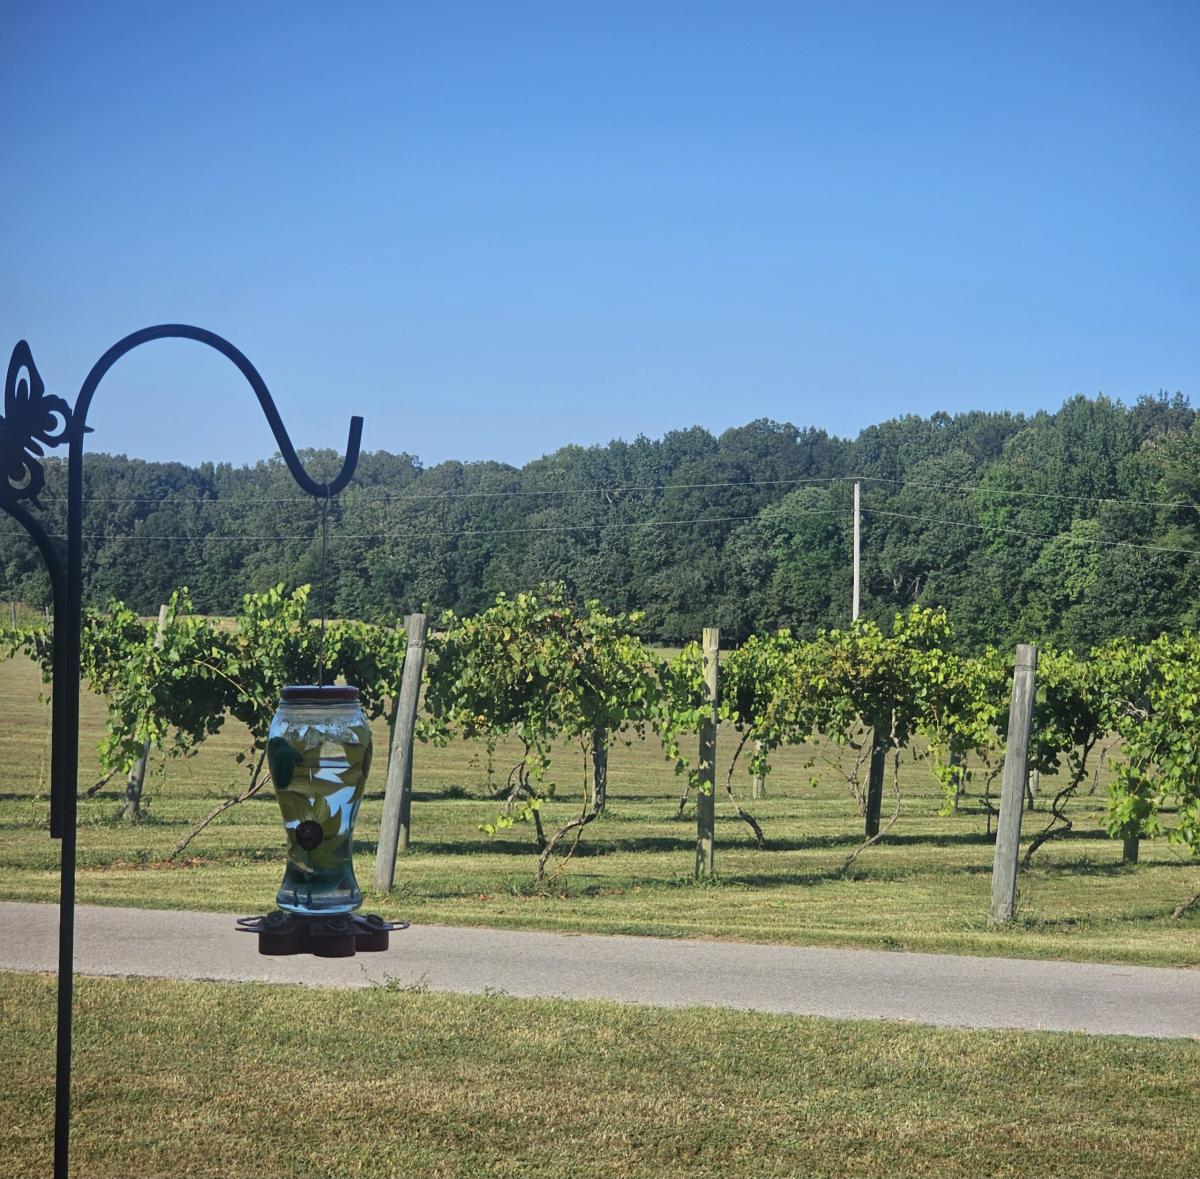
[[267, 685, 373, 915]]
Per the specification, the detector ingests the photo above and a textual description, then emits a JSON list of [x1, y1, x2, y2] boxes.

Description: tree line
[[2, 391, 1197, 650]]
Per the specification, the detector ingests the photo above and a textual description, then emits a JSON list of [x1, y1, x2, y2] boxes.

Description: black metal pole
[[0, 326, 363, 1179], [52, 765, 76, 1179], [53, 415, 84, 1179]]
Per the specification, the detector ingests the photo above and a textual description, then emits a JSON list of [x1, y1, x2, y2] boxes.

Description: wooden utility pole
[[122, 604, 169, 820], [696, 627, 719, 879], [373, 613, 428, 892], [989, 644, 1038, 926], [852, 480, 861, 623]]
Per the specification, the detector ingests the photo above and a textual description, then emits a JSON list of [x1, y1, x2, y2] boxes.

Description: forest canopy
[[3, 392, 1196, 651]]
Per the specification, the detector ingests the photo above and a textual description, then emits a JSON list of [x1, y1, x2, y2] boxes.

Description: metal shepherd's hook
[[0, 325, 363, 1179]]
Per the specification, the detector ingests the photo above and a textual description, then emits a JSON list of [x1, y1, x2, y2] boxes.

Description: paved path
[[3, 901, 1198, 1039]]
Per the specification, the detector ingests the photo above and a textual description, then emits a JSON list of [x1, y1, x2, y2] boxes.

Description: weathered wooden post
[[752, 739, 766, 800], [381, 614, 411, 766], [592, 727, 608, 814], [864, 722, 888, 837], [122, 603, 169, 820], [990, 644, 1038, 926], [696, 627, 719, 879], [373, 612, 428, 891], [950, 749, 965, 812]]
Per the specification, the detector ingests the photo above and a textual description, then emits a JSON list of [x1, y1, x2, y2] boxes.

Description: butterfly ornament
[[1, 342, 78, 508]]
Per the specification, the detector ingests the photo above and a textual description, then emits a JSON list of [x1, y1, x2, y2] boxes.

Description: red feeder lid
[[279, 684, 361, 704]]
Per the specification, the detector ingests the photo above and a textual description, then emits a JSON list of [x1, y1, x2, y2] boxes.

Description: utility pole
[[852, 479, 861, 623]]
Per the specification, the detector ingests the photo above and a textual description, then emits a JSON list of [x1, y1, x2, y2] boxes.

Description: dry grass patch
[[3, 971, 1199, 1178]]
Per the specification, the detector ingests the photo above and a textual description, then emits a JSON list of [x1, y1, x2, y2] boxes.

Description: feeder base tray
[[236, 911, 407, 957]]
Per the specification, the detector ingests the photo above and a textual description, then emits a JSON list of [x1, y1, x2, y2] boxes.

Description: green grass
[[3, 655, 1200, 965], [4, 970, 1198, 1178]]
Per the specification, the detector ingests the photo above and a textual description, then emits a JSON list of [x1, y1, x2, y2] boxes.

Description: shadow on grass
[[1017, 825, 1112, 842], [416, 864, 926, 896], [79, 814, 195, 829], [356, 834, 701, 858], [715, 869, 851, 889], [355, 827, 1040, 860], [956, 851, 1165, 877], [363, 789, 489, 803], [722, 830, 999, 853], [1035, 856, 1197, 876]]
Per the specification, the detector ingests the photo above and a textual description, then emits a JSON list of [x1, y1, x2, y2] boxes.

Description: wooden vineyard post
[[394, 612, 428, 854], [696, 627, 719, 879], [382, 615, 410, 771], [990, 644, 1038, 926], [950, 749, 965, 812], [373, 612, 428, 891], [592, 728, 608, 815], [864, 722, 888, 837], [122, 603, 169, 820], [1122, 835, 1140, 865], [752, 739, 766, 800]]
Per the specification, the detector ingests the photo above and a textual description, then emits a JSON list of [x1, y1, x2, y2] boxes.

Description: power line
[[863, 506, 1200, 558], [16, 497, 1199, 558], [48, 506, 847, 544], [40, 475, 845, 507], [14, 466, 1200, 558], [33, 471, 1199, 514], [858, 475, 1197, 513]]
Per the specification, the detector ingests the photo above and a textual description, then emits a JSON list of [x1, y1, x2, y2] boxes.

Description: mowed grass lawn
[[3, 970, 1199, 1179], [2, 655, 1200, 965]]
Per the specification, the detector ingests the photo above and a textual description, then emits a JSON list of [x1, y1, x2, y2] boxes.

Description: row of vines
[[4, 583, 1200, 886]]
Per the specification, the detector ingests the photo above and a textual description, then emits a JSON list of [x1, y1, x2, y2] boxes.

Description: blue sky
[[2, 1, 1197, 469]]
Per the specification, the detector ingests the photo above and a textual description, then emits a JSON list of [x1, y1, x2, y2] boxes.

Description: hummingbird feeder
[[237, 683, 405, 956]]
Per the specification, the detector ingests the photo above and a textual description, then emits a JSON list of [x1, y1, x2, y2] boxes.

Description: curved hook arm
[[73, 324, 362, 496]]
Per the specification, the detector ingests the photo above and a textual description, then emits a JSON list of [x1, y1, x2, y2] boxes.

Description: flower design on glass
[[295, 820, 324, 850], [276, 790, 345, 870], [1, 342, 74, 507]]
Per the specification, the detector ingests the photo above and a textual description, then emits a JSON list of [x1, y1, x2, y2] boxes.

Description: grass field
[[4, 970, 1199, 1179], [2, 655, 1200, 965]]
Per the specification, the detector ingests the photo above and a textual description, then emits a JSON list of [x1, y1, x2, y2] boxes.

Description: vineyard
[[2, 582, 1200, 962]]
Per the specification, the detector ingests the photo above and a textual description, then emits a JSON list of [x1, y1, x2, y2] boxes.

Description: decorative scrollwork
[[1, 341, 75, 508]]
